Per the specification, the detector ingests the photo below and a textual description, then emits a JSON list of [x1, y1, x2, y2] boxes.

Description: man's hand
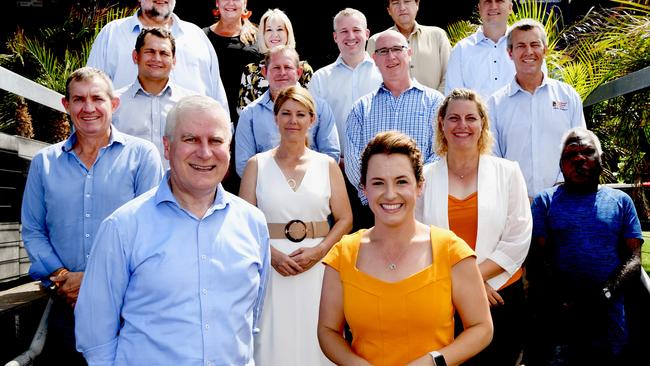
[[484, 281, 505, 307], [288, 246, 325, 272], [50, 270, 84, 306]]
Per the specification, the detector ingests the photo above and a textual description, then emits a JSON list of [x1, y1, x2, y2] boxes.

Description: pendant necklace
[[287, 178, 297, 190], [380, 244, 409, 271]]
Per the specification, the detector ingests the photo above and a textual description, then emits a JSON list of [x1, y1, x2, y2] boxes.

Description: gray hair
[[506, 18, 548, 49], [165, 95, 230, 141], [560, 127, 603, 160], [333, 8, 368, 31], [65, 67, 115, 100]]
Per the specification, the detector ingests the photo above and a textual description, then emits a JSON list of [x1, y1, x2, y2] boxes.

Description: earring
[[242, 9, 252, 19]]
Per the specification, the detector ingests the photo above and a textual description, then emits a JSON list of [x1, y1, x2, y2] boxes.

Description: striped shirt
[[344, 81, 443, 204]]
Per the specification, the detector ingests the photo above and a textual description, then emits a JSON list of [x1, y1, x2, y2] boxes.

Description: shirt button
[[85, 213, 90, 218], [202, 288, 207, 295], [206, 362, 213, 366], [495, 77, 498, 80], [201, 255, 207, 260], [85, 194, 91, 198], [493, 60, 497, 63], [205, 324, 210, 330], [85, 233, 90, 238], [87, 174, 92, 179], [86, 254, 90, 258]]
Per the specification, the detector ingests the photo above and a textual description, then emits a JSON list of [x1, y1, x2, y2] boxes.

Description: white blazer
[[416, 155, 532, 289]]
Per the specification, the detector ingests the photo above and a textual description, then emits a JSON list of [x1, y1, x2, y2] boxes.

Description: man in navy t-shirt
[[528, 127, 643, 365]]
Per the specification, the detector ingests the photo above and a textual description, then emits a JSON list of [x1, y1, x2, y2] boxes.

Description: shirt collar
[[378, 79, 425, 95], [129, 78, 174, 98], [390, 21, 421, 38], [155, 171, 231, 215], [260, 90, 275, 111], [507, 73, 550, 97], [333, 53, 376, 70], [131, 10, 183, 35], [61, 126, 126, 152]]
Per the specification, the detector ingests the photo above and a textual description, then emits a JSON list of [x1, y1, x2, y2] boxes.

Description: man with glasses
[[345, 30, 444, 229], [367, 0, 451, 93]]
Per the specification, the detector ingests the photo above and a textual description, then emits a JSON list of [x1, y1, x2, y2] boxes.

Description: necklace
[[379, 244, 409, 271], [287, 178, 297, 190]]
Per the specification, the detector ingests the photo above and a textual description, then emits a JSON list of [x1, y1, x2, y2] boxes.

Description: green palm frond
[[446, 20, 479, 46]]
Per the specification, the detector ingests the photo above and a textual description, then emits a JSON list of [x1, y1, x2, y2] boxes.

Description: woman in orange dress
[[318, 131, 493, 366]]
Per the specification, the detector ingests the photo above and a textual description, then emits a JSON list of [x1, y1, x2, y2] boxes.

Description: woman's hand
[[288, 245, 325, 272], [271, 246, 304, 276], [484, 282, 505, 307]]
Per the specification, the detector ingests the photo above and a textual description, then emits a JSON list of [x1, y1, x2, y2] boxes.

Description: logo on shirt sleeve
[[552, 100, 568, 110]]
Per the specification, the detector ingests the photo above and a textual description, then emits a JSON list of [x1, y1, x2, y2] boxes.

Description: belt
[[267, 220, 330, 243]]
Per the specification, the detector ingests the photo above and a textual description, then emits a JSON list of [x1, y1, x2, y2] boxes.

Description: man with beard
[[87, 0, 228, 110], [528, 127, 643, 365]]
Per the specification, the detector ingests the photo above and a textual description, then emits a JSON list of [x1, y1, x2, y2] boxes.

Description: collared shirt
[[235, 89, 340, 176], [445, 28, 515, 99], [368, 22, 451, 92], [308, 54, 383, 153], [86, 11, 229, 111], [345, 82, 443, 204], [488, 76, 586, 197], [21, 127, 164, 283], [113, 79, 197, 165], [75, 176, 270, 366]]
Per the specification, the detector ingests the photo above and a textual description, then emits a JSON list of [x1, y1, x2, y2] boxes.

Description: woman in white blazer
[[416, 88, 532, 366]]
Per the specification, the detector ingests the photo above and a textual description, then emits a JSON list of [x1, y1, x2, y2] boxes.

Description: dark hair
[[384, 0, 420, 8], [360, 131, 424, 189], [135, 27, 176, 56], [65, 67, 114, 100]]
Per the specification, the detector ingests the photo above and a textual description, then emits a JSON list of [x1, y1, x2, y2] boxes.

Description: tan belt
[[267, 220, 330, 243]]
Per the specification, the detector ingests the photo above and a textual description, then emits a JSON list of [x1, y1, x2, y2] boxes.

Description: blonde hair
[[435, 88, 493, 156], [257, 9, 296, 53]]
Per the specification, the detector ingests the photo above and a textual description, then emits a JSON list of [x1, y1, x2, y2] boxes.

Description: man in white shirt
[[445, 0, 515, 99], [309, 8, 382, 155], [488, 18, 586, 198], [87, 0, 228, 110]]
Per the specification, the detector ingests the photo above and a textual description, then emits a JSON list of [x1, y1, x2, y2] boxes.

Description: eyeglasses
[[374, 45, 408, 57]]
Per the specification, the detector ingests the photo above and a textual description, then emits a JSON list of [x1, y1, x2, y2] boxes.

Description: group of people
[[19, 0, 644, 366]]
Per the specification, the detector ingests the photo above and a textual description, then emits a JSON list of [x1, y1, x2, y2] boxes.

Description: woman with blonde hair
[[417, 88, 532, 365], [240, 85, 351, 365], [319, 130, 493, 366], [237, 8, 313, 114]]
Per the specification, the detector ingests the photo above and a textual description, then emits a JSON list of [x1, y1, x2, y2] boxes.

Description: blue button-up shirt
[[86, 11, 229, 111], [21, 127, 164, 283], [345, 82, 443, 204], [488, 76, 586, 197], [113, 79, 198, 165], [75, 176, 270, 366], [235, 88, 340, 176], [308, 54, 383, 152]]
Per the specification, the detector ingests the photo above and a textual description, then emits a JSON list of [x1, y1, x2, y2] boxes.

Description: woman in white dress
[[239, 85, 352, 365], [416, 88, 532, 365]]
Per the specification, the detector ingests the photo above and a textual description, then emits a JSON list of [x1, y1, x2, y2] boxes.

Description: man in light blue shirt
[[235, 45, 340, 177], [488, 19, 585, 198], [87, 0, 228, 110], [345, 30, 443, 208], [113, 27, 197, 164], [21, 67, 163, 364], [309, 8, 382, 154], [75, 95, 270, 366], [445, 0, 515, 99]]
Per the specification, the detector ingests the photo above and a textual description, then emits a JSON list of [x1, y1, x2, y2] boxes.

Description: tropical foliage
[[0, 3, 135, 143], [447, 0, 649, 220]]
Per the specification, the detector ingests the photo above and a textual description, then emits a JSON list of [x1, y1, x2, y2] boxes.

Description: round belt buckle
[[284, 219, 307, 243]]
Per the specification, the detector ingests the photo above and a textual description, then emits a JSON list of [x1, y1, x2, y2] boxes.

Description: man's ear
[[261, 66, 267, 78], [132, 49, 138, 64]]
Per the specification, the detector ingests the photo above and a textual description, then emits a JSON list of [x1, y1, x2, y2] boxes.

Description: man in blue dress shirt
[[21, 67, 164, 364], [75, 95, 270, 366], [87, 0, 228, 110], [113, 27, 197, 165], [235, 45, 340, 177]]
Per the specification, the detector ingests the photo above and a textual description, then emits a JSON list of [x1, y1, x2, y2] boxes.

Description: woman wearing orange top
[[416, 89, 532, 365], [318, 131, 493, 366]]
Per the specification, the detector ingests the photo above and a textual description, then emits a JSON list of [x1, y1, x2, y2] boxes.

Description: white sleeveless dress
[[254, 149, 335, 366]]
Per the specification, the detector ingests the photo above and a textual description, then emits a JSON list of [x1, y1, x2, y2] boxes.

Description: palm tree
[[0, 3, 135, 143]]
